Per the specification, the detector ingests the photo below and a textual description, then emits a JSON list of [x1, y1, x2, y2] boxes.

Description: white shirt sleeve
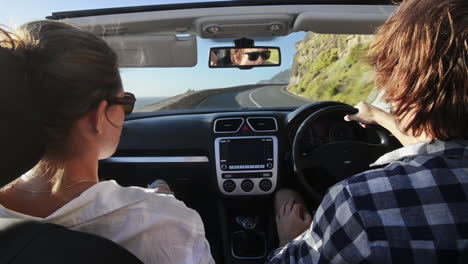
[[127, 196, 214, 264], [70, 190, 214, 264], [0, 181, 215, 264]]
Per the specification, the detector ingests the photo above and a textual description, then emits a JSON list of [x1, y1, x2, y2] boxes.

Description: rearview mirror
[[209, 47, 280, 69]]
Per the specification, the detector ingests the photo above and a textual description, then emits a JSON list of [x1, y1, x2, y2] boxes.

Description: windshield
[[1, 1, 383, 114], [125, 32, 378, 112]]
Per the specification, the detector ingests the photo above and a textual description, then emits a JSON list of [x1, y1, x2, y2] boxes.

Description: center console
[[217, 198, 278, 263], [213, 116, 280, 263], [214, 136, 278, 195]]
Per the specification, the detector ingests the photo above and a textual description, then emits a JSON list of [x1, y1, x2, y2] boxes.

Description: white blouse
[[0, 180, 214, 264]]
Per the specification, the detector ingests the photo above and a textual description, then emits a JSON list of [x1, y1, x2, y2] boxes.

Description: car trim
[[103, 156, 209, 163], [213, 117, 244, 133], [128, 107, 295, 121], [48, 0, 393, 20], [246, 117, 278, 132]]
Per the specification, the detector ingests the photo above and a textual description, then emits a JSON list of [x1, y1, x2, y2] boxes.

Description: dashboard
[[97, 103, 395, 264], [100, 102, 383, 197], [103, 110, 289, 197]]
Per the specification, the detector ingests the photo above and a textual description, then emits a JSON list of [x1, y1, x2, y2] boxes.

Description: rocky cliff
[[287, 33, 376, 105]]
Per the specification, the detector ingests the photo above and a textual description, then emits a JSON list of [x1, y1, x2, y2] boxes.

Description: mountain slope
[[287, 33, 377, 105], [258, 69, 291, 84]]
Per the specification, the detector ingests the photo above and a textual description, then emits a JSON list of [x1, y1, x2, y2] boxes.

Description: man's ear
[[90, 100, 108, 135]]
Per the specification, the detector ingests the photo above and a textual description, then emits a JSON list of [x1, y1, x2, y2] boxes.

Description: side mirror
[[209, 47, 281, 69]]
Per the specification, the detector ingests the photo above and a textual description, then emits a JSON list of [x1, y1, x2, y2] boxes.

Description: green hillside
[[287, 33, 376, 105]]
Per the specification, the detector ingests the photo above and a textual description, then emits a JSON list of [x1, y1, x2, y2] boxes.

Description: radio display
[[229, 140, 264, 163], [221, 138, 271, 164]]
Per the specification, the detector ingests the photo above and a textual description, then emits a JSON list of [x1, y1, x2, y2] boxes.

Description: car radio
[[219, 137, 274, 171], [214, 136, 278, 195]]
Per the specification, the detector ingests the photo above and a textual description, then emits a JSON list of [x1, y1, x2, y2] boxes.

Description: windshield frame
[[47, 0, 393, 20]]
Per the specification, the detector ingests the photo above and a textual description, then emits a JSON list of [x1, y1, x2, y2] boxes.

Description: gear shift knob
[[235, 216, 258, 230]]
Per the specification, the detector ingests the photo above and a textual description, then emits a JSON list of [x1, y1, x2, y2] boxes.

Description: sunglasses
[[242, 51, 271, 61], [107, 92, 136, 115]]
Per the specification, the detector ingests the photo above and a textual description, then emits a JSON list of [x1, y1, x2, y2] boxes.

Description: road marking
[[280, 85, 312, 102], [248, 89, 262, 108], [195, 97, 208, 109], [280, 85, 291, 95]]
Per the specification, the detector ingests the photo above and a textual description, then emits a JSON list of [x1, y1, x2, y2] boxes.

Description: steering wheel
[[292, 104, 392, 201]]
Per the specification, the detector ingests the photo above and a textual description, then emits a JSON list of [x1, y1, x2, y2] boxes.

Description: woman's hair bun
[[0, 27, 47, 186]]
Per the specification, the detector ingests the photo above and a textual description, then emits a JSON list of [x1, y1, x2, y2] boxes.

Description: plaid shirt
[[268, 140, 468, 264]]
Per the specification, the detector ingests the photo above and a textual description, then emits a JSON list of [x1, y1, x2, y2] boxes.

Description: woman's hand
[[276, 199, 312, 247], [148, 179, 172, 193], [344, 101, 384, 128]]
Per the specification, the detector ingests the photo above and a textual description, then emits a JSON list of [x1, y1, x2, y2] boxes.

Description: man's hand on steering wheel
[[344, 102, 384, 128]]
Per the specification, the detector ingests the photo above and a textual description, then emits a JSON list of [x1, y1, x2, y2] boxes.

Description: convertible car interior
[[11, 1, 403, 263]]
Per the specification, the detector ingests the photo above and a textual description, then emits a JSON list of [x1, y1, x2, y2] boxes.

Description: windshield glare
[[123, 32, 379, 113]]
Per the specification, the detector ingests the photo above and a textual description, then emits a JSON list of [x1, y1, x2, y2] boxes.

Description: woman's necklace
[[12, 180, 98, 194]]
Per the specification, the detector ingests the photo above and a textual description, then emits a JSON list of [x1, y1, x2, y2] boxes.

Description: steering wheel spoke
[[296, 149, 323, 169]]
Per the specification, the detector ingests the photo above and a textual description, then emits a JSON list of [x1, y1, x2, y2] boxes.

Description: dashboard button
[[241, 180, 254, 192], [221, 164, 228, 170], [266, 163, 273, 169], [222, 174, 232, 179], [259, 179, 272, 192], [223, 180, 236, 193]]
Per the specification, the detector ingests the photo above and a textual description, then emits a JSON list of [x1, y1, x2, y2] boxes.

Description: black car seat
[[0, 219, 142, 264], [0, 59, 142, 263]]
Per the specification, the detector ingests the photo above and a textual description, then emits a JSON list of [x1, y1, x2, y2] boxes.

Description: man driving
[[230, 48, 271, 66], [268, 0, 468, 262]]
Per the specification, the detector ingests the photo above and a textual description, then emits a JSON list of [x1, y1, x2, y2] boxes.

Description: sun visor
[[104, 34, 197, 67], [293, 6, 397, 34]]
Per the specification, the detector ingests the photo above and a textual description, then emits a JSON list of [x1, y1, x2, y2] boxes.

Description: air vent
[[247, 117, 278, 132], [214, 118, 244, 133]]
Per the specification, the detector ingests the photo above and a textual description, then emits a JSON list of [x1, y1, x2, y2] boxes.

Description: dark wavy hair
[[0, 20, 122, 153], [370, 0, 467, 140]]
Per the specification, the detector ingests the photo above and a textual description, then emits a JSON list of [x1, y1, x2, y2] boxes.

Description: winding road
[[196, 85, 311, 109]]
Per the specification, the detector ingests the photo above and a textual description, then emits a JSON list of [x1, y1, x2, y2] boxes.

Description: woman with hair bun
[[0, 21, 213, 264]]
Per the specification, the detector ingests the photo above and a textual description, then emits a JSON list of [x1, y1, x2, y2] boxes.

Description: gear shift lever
[[231, 216, 266, 259], [235, 216, 258, 230]]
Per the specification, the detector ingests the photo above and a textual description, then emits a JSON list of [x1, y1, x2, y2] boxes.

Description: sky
[[0, 0, 305, 97], [0, 0, 240, 26]]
